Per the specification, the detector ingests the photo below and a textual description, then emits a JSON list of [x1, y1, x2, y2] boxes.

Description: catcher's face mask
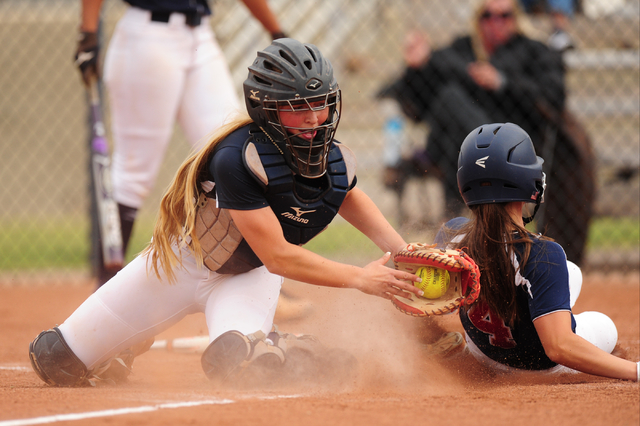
[[263, 90, 341, 178]]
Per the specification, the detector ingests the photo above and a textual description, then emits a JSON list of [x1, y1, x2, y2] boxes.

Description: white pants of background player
[[104, 6, 241, 209], [466, 261, 619, 375], [57, 245, 282, 370]]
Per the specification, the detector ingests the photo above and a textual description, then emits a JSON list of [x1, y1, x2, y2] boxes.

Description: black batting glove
[[74, 31, 99, 86]]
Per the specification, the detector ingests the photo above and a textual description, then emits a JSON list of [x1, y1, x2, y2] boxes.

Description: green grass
[[0, 215, 155, 271], [1, 215, 637, 271], [0, 217, 89, 270], [586, 216, 640, 249]]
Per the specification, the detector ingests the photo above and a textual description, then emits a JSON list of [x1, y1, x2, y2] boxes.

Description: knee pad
[[201, 330, 285, 382], [28, 327, 89, 387]]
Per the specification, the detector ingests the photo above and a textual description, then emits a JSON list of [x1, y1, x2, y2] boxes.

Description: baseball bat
[[87, 77, 124, 268]]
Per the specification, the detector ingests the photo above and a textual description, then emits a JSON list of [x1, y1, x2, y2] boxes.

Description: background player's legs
[[104, 8, 192, 211], [177, 22, 242, 150], [97, 8, 198, 285]]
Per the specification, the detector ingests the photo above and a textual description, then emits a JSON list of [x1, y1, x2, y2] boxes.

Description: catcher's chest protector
[[194, 193, 245, 272], [195, 134, 356, 273], [243, 136, 356, 245]]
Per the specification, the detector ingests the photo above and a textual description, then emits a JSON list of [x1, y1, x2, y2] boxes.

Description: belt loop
[[185, 12, 202, 27], [150, 11, 171, 23]]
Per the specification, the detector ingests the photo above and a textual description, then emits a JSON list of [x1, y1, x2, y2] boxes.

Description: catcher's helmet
[[243, 38, 341, 178], [457, 123, 545, 218]]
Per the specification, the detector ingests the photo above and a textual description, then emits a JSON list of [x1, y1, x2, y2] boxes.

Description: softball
[[415, 266, 450, 299]]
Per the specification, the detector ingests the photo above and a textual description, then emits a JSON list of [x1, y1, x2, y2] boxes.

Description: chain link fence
[[1, 0, 638, 285]]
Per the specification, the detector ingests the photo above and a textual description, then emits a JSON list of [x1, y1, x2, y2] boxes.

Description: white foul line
[[0, 399, 234, 426]]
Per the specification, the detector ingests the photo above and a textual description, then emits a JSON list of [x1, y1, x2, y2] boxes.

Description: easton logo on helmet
[[306, 78, 322, 90], [475, 156, 489, 168]]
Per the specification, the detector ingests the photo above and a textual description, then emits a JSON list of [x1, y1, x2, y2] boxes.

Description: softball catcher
[[29, 39, 422, 387]]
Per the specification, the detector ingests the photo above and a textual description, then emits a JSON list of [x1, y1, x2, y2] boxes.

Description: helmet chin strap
[[523, 179, 545, 224], [522, 200, 540, 224]]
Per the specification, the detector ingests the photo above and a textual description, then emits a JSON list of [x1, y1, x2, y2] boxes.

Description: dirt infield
[[1, 272, 638, 426]]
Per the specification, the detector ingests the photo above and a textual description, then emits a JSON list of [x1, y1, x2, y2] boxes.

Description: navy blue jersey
[[209, 128, 268, 211], [437, 218, 576, 370], [203, 125, 356, 273], [209, 125, 356, 215], [124, 0, 211, 14]]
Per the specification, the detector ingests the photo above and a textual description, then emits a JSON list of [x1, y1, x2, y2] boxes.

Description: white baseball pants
[[103, 6, 242, 209], [58, 245, 282, 370]]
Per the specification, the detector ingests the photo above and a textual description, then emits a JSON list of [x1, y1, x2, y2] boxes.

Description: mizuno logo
[[281, 207, 316, 224], [249, 90, 260, 101], [291, 207, 316, 217], [475, 156, 489, 168]]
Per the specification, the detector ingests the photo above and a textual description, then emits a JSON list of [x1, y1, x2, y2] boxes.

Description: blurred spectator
[[519, 0, 576, 51], [379, 0, 595, 265], [382, 0, 566, 216]]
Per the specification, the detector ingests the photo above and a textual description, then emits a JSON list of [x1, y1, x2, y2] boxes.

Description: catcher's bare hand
[[357, 252, 424, 300]]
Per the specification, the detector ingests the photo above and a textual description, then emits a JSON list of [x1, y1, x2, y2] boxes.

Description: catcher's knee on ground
[[29, 327, 89, 387], [29, 327, 153, 387], [201, 330, 285, 382], [201, 328, 352, 383]]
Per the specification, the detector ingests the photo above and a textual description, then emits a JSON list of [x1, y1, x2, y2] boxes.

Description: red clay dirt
[[1, 272, 638, 426]]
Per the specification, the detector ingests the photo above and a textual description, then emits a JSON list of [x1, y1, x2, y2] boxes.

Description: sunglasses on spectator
[[480, 11, 514, 20]]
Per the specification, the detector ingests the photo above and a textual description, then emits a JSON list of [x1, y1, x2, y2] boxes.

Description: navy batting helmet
[[457, 123, 545, 220], [243, 38, 341, 178]]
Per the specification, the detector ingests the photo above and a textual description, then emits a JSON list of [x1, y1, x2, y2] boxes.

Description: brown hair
[[142, 114, 253, 282], [450, 203, 536, 325]]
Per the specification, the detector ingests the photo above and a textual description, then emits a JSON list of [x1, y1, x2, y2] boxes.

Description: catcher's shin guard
[[28, 327, 89, 387], [201, 330, 285, 382]]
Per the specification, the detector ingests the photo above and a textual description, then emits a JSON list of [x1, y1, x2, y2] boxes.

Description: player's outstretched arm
[[338, 187, 408, 257], [228, 206, 421, 300], [534, 311, 639, 381]]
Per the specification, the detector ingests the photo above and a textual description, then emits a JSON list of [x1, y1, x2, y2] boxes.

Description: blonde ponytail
[[143, 115, 253, 282]]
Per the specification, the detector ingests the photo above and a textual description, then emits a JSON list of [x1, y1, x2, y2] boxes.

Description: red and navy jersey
[[436, 218, 576, 370]]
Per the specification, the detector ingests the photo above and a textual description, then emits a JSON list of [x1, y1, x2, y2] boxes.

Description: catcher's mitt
[[392, 243, 481, 317]]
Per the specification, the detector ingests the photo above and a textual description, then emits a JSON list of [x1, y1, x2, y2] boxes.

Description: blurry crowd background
[[0, 0, 638, 285]]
